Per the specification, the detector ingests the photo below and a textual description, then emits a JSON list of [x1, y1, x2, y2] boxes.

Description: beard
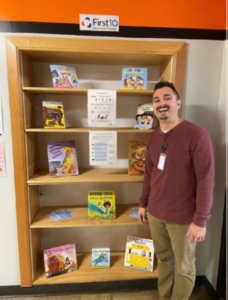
[[159, 115, 169, 120]]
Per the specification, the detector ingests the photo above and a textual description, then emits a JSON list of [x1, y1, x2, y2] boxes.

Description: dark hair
[[104, 201, 111, 208], [153, 81, 179, 100]]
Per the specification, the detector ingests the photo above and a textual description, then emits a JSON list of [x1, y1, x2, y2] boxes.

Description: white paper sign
[[89, 131, 117, 165], [0, 99, 3, 136], [80, 15, 119, 32], [0, 141, 6, 177], [88, 90, 116, 127]]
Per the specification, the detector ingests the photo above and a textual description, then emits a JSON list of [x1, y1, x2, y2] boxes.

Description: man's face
[[152, 87, 181, 121]]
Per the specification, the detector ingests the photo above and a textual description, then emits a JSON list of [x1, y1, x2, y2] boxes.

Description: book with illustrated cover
[[50, 65, 79, 88], [121, 68, 147, 90], [43, 244, 78, 279], [124, 236, 154, 272], [134, 103, 157, 130], [88, 191, 116, 220], [47, 140, 79, 177], [128, 140, 147, 175], [42, 101, 66, 128], [92, 248, 110, 268]]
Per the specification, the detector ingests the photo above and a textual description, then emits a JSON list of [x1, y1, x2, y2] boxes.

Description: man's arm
[[187, 130, 214, 242], [138, 138, 154, 225]]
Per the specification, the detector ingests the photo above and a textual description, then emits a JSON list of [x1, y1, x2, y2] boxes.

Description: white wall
[[0, 33, 225, 288]]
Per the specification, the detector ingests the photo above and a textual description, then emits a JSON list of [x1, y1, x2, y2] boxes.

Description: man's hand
[[138, 207, 147, 225], [186, 223, 206, 243]]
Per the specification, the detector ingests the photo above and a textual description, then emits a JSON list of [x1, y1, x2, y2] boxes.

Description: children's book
[[128, 140, 147, 175], [88, 191, 116, 220], [50, 65, 79, 88], [121, 68, 147, 90], [134, 103, 156, 130], [129, 207, 148, 220], [47, 141, 79, 177], [124, 236, 154, 272], [43, 244, 78, 279], [92, 248, 110, 268], [42, 101, 66, 128]]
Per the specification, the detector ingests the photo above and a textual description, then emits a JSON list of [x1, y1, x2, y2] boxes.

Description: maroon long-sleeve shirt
[[140, 120, 214, 227]]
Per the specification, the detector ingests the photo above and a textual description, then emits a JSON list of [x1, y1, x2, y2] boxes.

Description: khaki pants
[[148, 214, 196, 300]]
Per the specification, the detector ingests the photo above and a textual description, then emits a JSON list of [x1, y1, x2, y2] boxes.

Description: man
[[138, 82, 214, 300]]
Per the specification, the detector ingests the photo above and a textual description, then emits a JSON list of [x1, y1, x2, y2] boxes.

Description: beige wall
[[0, 33, 225, 288]]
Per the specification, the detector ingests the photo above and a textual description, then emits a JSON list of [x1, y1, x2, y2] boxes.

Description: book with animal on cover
[[124, 236, 154, 272], [121, 68, 147, 90], [88, 191, 116, 220], [47, 140, 79, 177], [128, 140, 147, 175], [42, 101, 66, 128], [50, 65, 79, 88], [43, 244, 78, 279], [92, 248, 110, 268]]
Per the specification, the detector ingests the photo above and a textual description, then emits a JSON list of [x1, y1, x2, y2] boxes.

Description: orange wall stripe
[[0, 0, 226, 30]]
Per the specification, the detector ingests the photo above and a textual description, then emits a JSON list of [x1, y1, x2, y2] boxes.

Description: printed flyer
[[89, 131, 117, 165], [88, 90, 116, 127]]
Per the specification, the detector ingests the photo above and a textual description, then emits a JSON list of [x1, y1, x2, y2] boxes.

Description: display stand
[[6, 36, 186, 287]]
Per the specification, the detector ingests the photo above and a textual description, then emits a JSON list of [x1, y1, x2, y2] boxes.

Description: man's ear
[[177, 99, 182, 109]]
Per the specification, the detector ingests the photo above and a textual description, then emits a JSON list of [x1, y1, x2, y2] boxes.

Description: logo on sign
[[81, 17, 92, 28], [80, 15, 119, 32]]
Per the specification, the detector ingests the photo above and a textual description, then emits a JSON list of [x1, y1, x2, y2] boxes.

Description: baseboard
[[0, 276, 217, 298]]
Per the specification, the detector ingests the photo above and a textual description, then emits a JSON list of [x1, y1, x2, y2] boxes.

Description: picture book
[[42, 101, 66, 128], [128, 140, 147, 175], [124, 236, 154, 272], [0, 141, 6, 178], [121, 68, 147, 90], [129, 207, 148, 220], [92, 248, 110, 268], [43, 244, 78, 279], [47, 209, 73, 221], [88, 191, 116, 220], [50, 65, 79, 88], [47, 140, 79, 177], [134, 103, 156, 130]]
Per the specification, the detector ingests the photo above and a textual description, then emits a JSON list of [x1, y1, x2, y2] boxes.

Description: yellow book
[[42, 101, 66, 128], [88, 191, 116, 220]]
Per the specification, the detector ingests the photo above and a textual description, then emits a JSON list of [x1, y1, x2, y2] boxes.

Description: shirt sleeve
[[191, 130, 214, 227], [139, 137, 154, 208]]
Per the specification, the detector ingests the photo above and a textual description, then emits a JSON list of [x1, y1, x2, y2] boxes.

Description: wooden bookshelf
[[23, 87, 154, 96], [25, 128, 154, 133], [28, 169, 144, 185], [30, 204, 140, 228], [6, 36, 186, 287], [33, 252, 158, 285]]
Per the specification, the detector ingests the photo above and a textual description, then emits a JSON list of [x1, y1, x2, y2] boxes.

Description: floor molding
[[0, 276, 216, 298]]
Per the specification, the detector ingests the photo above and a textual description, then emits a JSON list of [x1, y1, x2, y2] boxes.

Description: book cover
[[121, 68, 147, 90], [124, 236, 154, 272], [42, 101, 66, 128], [47, 140, 79, 177], [134, 103, 155, 130], [43, 244, 78, 279], [92, 248, 110, 268], [88, 191, 116, 220], [128, 140, 147, 175], [50, 65, 79, 88]]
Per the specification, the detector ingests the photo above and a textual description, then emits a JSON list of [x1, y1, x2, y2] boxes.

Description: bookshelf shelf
[[25, 128, 154, 133], [23, 87, 154, 96], [30, 204, 140, 229], [33, 252, 158, 285], [27, 169, 144, 185]]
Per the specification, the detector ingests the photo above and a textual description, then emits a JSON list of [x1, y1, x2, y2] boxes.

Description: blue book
[[92, 248, 110, 268], [121, 68, 147, 90]]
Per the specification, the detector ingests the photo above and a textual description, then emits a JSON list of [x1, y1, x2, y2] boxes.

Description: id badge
[[157, 153, 166, 171]]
